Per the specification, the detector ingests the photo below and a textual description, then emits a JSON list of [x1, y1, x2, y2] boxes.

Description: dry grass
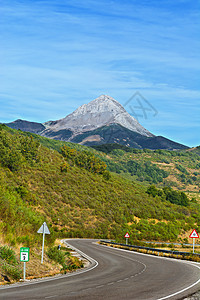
[[25, 251, 61, 280], [129, 216, 169, 225]]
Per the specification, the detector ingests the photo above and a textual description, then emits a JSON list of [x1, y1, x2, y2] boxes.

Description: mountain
[[5, 95, 188, 150], [70, 124, 188, 150], [5, 119, 45, 134], [43, 95, 153, 137]]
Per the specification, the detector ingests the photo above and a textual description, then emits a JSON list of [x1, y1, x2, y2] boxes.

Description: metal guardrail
[[142, 241, 200, 247], [100, 240, 200, 258]]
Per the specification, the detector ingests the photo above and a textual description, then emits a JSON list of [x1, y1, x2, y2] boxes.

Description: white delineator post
[[37, 222, 50, 264]]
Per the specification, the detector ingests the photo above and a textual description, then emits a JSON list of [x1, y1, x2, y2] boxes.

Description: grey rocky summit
[[43, 94, 153, 137]]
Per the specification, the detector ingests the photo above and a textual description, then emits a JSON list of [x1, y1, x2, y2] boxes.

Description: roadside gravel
[[184, 291, 200, 299]]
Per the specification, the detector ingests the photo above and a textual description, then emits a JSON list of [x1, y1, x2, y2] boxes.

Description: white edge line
[[0, 239, 98, 290], [157, 276, 200, 300], [2, 239, 200, 299], [99, 242, 200, 300]]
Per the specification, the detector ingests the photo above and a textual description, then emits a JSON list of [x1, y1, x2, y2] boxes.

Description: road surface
[[0, 239, 199, 300]]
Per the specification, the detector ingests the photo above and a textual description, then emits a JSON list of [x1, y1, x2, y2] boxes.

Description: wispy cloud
[[0, 0, 199, 146]]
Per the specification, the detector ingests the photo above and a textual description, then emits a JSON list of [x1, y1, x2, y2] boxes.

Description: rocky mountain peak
[[44, 94, 153, 137], [65, 95, 126, 118]]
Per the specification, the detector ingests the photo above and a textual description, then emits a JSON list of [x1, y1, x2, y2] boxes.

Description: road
[[0, 239, 200, 300]]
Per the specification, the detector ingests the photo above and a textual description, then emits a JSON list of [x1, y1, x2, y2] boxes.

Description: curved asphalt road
[[0, 239, 200, 300]]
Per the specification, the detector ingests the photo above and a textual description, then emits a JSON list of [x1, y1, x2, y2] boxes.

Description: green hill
[[0, 124, 200, 249], [92, 144, 200, 196], [14, 126, 200, 198]]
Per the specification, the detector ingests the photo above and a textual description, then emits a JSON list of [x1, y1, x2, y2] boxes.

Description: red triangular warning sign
[[189, 229, 199, 238], [124, 232, 130, 238]]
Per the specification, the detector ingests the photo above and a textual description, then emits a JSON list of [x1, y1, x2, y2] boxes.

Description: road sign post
[[124, 232, 130, 245], [20, 247, 29, 281], [189, 229, 199, 254], [37, 222, 50, 264]]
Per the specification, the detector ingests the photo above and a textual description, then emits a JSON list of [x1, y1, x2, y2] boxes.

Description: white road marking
[[157, 276, 200, 300], [99, 242, 200, 300]]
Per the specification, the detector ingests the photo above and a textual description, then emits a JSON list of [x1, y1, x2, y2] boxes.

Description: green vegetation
[[122, 160, 168, 183], [92, 143, 200, 192], [146, 185, 190, 207], [0, 246, 22, 280], [190, 146, 200, 156], [0, 125, 200, 251], [61, 145, 110, 180], [0, 126, 39, 171], [47, 246, 83, 272]]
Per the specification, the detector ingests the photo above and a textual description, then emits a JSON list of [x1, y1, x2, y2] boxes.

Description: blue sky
[[0, 0, 199, 146]]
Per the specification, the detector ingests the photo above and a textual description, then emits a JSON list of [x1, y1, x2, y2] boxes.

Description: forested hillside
[[12, 127, 200, 198], [0, 125, 200, 249], [93, 144, 200, 197]]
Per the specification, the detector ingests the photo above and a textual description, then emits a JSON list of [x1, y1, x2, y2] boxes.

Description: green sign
[[20, 247, 29, 262]]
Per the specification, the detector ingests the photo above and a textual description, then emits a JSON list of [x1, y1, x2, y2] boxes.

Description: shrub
[[0, 245, 22, 281], [163, 187, 189, 207], [0, 130, 40, 171], [0, 245, 18, 265], [146, 185, 189, 207], [61, 145, 110, 179], [124, 160, 168, 183], [60, 162, 69, 173], [47, 246, 83, 272], [47, 246, 67, 267], [176, 164, 189, 175], [1, 262, 22, 280], [20, 135, 39, 163]]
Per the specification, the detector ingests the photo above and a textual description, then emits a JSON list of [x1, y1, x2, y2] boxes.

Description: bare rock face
[[43, 95, 153, 137]]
